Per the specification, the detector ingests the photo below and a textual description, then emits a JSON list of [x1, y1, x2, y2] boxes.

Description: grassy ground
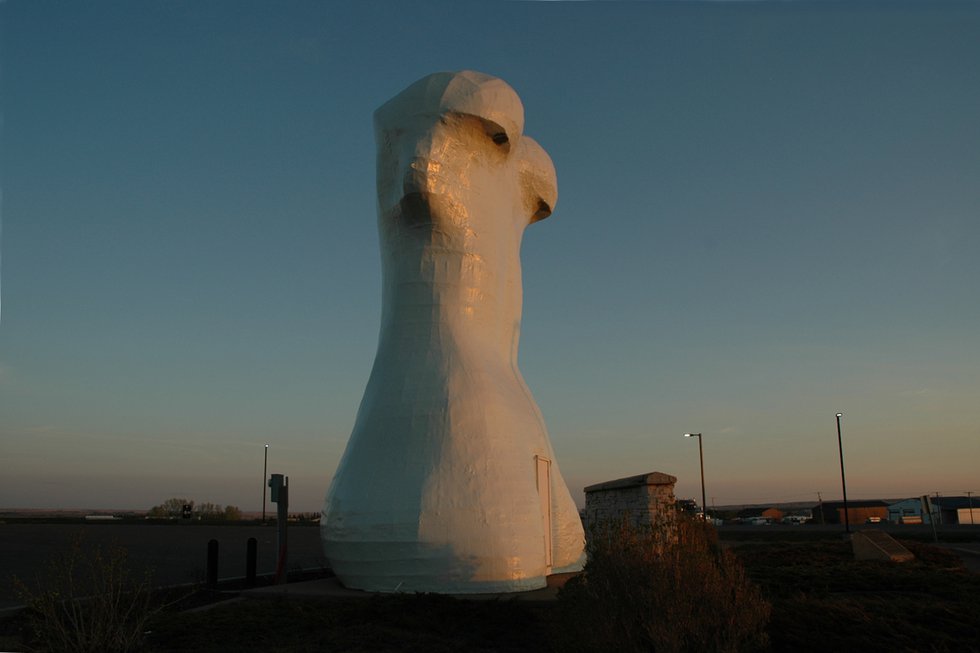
[[3, 535, 978, 652], [737, 539, 979, 653], [145, 594, 550, 653]]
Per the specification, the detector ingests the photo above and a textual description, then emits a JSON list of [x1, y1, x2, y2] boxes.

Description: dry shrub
[[14, 535, 159, 653], [554, 516, 770, 653]]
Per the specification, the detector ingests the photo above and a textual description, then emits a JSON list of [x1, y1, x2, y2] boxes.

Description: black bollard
[[206, 539, 219, 589], [245, 537, 257, 588]]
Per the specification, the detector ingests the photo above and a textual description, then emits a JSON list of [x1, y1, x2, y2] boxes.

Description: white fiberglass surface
[[322, 71, 585, 593]]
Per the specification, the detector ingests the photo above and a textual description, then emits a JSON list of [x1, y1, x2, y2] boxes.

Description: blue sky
[[2, 1, 978, 512]]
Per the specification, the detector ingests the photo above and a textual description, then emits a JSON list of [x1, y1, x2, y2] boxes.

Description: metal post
[[684, 433, 707, 521], [836, 413, 850, 534], [246, 537, 257, 588], [697, 438, 706, 521], [269, 473, 289, 584], [922, 495, 939, 542], [967, 491, 975, 525], [276, 479, 289, 584], [262, 444, 269, 523], [206, 539, 219, 589]]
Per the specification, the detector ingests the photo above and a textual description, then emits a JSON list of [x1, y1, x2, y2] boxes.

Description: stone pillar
[[584, 472, 677, 534]]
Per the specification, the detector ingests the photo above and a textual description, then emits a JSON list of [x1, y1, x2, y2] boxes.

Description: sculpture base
[[324, 537, 583, 594], [336, 574, 548, 595]]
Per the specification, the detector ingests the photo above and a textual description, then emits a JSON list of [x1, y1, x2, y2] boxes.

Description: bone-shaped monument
[[322, 70, 585, 593]]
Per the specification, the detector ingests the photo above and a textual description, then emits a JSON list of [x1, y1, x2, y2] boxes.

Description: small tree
[[194, 502, 222, 520], [147, 498, 193, 519], [554, 516, 770, 653], [147, 498, 242, 520], [14, 535, 159, 653]]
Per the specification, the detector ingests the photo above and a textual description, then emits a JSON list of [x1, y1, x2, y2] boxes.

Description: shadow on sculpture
[[322, 70, 584, 593]]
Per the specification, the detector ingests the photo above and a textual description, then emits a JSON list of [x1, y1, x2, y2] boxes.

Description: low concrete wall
[[852, 529, 914, 562]]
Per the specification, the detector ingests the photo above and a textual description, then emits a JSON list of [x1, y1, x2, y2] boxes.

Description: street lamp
[[262, 444, 269, 523], [684, 433, 707, 521], [835, 413, 850, 534]]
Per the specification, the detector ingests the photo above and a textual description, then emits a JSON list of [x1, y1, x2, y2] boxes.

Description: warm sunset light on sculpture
[[5, 1, 979, 562], [321, 71, 585, 593]]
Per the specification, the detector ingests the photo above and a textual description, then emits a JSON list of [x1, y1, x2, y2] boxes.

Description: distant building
[[783, 508, 813, 522], [818, 500, 888, 525], [932, 496, 980, 525], [887, 498, 930, 524], [737, 507, 784, 524], [885, 496, 979, 525]]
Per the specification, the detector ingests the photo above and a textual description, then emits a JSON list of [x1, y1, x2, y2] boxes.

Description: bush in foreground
[[14, 535, 160, 653], [554, 517, 770, 653]]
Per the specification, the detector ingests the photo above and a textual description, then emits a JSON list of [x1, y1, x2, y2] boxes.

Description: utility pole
[[683, 433, 707, 521], [262, 444, 269, 524], [835, 413, 850, 534]]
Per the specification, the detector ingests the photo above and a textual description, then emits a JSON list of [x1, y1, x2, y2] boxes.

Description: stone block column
[[583, 472, 677, 534]]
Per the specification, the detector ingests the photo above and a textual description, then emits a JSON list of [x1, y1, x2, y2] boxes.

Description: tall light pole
[[836, 413, 850, 534], [262, 444, 269, 524], [684, 433, 707, 521]]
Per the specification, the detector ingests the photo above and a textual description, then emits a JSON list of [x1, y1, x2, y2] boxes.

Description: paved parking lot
[[0, 522, 325, 610]]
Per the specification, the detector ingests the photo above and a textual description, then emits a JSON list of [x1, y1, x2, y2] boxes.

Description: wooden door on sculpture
[[535, 455, 553, 569]]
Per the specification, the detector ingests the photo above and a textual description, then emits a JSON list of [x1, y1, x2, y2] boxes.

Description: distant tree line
[[289, 512, 321, 523], [147, 498, 242, 521]]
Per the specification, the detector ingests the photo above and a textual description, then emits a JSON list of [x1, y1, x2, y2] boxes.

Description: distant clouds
[[899, 387, 935, 398]]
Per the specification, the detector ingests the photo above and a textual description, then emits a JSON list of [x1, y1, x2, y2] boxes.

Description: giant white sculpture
[[322, 70, 585, 593]]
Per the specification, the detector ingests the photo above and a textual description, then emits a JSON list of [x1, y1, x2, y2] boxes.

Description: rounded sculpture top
[[373, 70, 557, 230], [374, 70, 525, 147]]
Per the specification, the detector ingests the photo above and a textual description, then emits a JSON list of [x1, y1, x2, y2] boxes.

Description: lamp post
[[684, 433, 707, 521], [262, 444, 269, 524], [835, 413, 850, 534]]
